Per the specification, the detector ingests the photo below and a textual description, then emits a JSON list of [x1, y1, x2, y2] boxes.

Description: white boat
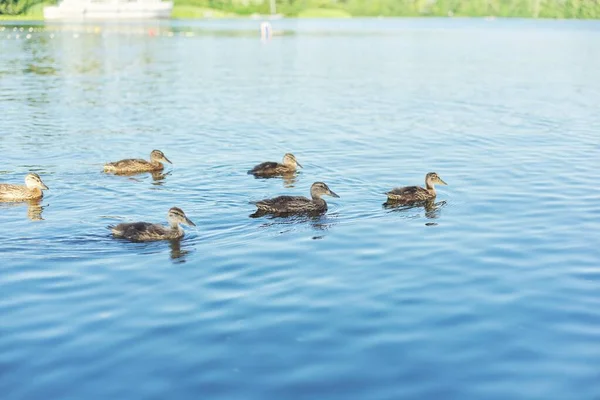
[[44, 0, 173, 20]]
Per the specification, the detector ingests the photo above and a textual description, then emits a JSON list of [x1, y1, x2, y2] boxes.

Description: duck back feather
[[110, 222, 182, 241], [0, 184, 43, 201]]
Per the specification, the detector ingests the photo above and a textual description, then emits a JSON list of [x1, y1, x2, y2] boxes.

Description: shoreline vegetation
[[2, 0, 600, 20]]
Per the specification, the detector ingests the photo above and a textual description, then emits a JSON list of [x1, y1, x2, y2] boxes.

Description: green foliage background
[[2, 0, 600, 19], [1, 0, 40, 14], [174, 0, 600, 18]]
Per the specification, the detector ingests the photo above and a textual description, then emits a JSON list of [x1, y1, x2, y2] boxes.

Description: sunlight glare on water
[[1, 18, 600, 399]]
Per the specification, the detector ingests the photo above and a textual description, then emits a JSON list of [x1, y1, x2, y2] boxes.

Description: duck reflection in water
[[109, 170, 171, 185], [383, 199, 447, 222], [26, 199, 45, 221], [169, 239, 192, 263], [251, 212, 339, 238], [281, 172, 298, 188], [0, 198, 46, 221], [251, 171, 298, 188], [149, 170, 171, 185]]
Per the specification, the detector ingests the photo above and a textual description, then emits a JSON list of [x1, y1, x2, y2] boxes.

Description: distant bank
[[2, 0, 600, 21]]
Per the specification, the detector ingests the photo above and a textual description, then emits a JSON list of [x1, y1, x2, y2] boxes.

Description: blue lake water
[[1, 17, 600, 399]]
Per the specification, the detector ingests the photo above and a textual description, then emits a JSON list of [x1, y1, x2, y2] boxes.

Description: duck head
[[425, 172, 447, 189], [310, 182, 339, 199], [151, 150, 172, 164], [167, 207, 195, 227], [282, 153, 302, 169], [25, 173, 49, 190]]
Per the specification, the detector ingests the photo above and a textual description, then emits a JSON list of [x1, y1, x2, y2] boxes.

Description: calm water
[[1, 18, 600, 399]]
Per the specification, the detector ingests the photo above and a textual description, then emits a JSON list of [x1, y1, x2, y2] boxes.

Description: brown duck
[[386, 172, 447, 203]]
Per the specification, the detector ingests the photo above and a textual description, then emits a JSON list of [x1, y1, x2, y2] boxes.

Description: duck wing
[[386, 186, 430, 201], [248, 161, 280, 175], [0, 184, 21, 195], [104, 158, 151, 171], [253, 195, 312, 212], [0, 184, 35, 200], [110, 222, 168, 241]]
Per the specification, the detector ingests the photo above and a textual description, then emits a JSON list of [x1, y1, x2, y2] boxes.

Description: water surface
[[1, 18, 600, 399]]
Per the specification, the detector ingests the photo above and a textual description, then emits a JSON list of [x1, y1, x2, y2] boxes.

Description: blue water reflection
[[1, 18, 600, 400]]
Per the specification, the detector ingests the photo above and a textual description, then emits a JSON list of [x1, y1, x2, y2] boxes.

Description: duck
[[109, 207, 195, 241], [0, 173, 49, 201], [104, 150, 172, 174], [252, 182, 339, 215], [386, 172, 447, 203], [248, 153, 302, 177]]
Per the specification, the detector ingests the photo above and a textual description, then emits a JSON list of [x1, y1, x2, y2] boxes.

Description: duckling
[[248, 153, 302, 177], [109, 207, 195, 242], [252, 182, 339, 215], [0, 173, 49, 201], [104, 150, 172, 174], [386, 172, 447, 203]]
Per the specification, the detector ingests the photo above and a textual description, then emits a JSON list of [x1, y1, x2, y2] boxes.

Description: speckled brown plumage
[[0, 173, 49, 201], [248, 153, 302, 177], [104, 150, 172, 174], [110, 207, 195, 242], [386, 172, 447, 203], [252, 182, 339, 215]]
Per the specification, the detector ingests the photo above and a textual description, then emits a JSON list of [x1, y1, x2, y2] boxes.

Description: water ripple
[[1, 18, 600, 400]]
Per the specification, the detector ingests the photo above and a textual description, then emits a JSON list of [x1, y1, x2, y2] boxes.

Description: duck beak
[[163, 156, 172, 164], [328, 189, 340, 198], [184, 216, 196, 227], [296, 161, 303, 168], [41, 183, 49, 190], [437, 177, 448, 185]]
